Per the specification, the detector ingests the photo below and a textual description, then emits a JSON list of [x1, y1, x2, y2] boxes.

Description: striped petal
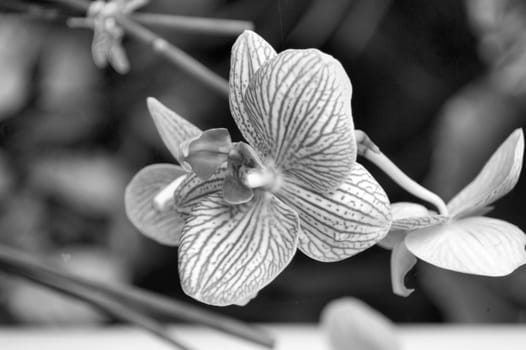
[[391, 241, 417, 297], [125, 164, 187, 245], [405, 217, 526, 276], [243, 49, 356, 193], [173, 170, 225, 215], [178, 193, 299, 306], [379, 202, 448, 249], [390, 202, 447, 231], [448, 129, 524, 219], [229, 30, 276, 146], [146, 97, 202, 165], [280, 163, 391, 262]]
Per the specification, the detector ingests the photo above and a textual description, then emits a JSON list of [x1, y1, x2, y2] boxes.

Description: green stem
[[356, 130, 449, 216]]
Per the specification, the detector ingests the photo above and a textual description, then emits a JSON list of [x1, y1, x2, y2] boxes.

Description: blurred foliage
[[0, 0, 524, 324]]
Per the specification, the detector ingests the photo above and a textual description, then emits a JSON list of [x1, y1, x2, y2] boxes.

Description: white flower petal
[[391, 241, 417, 297], [146, 97, 202, 165], [229, 30, 276, 146], [390, 215, 449, 232], [405, 216, 526, 276], [125, 164, 187, 245], [280, 163, 391, 262], [178, 193, 299, 306], [387, 201, 448, 232], [448, 129, 524, 218], [243, 49, 356, 193]]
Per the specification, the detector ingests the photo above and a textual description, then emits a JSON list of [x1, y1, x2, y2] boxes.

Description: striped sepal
[[243, 49, 356, 193], [280, 163, 391, 262], [448, 129, 524, 219], [405, 217, 526, 276], [125, 164, 187, 246], [178, 193, 299, 306], [173, 170, 225, 215], [390, 215, 448, 231], [229, 30, 276, 146], [146, 97, 202, 165]]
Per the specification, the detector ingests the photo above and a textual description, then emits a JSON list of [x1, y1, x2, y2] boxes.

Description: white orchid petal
[[243, 49, 356, 193], [280, 163, 391, 262], [391, 241, 417, 297], [178, 193, 299, 306], [146, 97, 202, 164], [405, 217, 526, 276], [448, 129, 524, 218], [125, 164, 187, 245], [229, 30, 277, 146], [390, 215, 449, 232]]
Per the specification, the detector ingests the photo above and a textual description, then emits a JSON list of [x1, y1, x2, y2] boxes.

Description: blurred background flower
[[0, 0, 525, 325]]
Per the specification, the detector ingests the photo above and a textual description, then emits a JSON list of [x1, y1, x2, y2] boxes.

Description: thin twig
[[115, 14, 229, 97], [132, 13, 253, 35], [0, 245, 275, 349], [0, 262, 193, 350]]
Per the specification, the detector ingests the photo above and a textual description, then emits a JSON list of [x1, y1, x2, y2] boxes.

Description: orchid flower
[[68, 0, 149, 73], [125, 30, 392, 306], [379, 129, 526, 297]]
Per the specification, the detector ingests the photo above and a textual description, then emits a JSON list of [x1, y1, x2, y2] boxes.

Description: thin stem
[[0, 245, 275, 349], [115, 14, 229, 97], [356, 130, 449, 216], [132, 13, 253, 36], [0, 262, 192, 350]]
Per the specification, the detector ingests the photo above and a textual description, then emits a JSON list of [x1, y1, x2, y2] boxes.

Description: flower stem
[[131, 13, 253, 36], [356, 130, 449, 216], [0, 244, 275, 349], [114, 14, 229, 97]]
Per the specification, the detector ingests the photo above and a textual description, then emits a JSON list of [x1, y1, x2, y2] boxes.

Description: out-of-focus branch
[[48, 0, 231, 97], [0, 244, 275, 349]]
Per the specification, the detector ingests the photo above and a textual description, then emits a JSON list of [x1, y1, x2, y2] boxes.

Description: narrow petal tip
[[146, 97, 202, 165]]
